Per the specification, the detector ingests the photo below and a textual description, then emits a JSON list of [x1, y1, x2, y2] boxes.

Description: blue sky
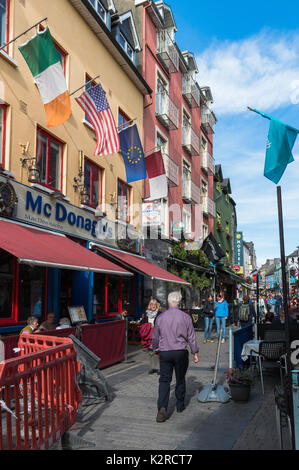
[[170, 0, 299, 266]]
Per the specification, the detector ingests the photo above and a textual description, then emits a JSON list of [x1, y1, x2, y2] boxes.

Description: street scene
[[0, 0, 299, 456]]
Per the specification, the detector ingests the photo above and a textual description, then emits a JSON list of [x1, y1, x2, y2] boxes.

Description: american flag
[[76, 83, 120, 156]]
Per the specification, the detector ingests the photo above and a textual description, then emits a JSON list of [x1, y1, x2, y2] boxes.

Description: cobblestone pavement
[[60, 329, 283, 451]]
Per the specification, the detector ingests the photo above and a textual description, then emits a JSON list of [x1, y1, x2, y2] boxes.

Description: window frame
[[88, 0, 107, 24], [36, 127, 64, 192], [84, 157, 103, 209], [118, 108, 131, 131], [117, 178, 131, 224], [0, 104, 7, 167], [0, 0, 10, 51], [0, 251, 48, 327]]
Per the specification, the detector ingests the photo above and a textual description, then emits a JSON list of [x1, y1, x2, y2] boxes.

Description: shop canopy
[[91, 243, 191, 286], [0, 219, 132, 275]]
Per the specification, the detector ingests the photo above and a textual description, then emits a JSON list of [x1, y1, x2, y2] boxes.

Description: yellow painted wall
[[0, 0, 145, 229]]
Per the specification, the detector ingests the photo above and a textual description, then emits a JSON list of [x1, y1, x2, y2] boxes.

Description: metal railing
[[161, 152, 179, 187], [156, 88, 179, 130], [0, 334, 81, 450], [182, 125, 200, 156], [201, 149, 215, 174], [156, 29, 179, 73], [182, 74, 200, 108], [202, 196, 216, 217], [191, 181, 201, 204], [202, 111, 216, 134]]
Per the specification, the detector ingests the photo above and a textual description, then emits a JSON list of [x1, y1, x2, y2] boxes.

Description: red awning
[[91, 244, 191, 286], [0, 219, 131, 275]]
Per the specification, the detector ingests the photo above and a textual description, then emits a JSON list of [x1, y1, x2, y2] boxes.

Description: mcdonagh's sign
[[0, 175, 138, 246]]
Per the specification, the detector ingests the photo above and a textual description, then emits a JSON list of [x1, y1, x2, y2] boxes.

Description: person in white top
[[56, 317, 72, 329]]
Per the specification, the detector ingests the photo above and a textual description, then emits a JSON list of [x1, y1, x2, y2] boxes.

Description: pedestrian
[[274, 292, 282, 320], [139, 299, 161, 375], [152, 291, 199, 423], [258, 295, 266, 319], [214, 294, 229, 343], [238, 295, 256, 328], [20, 316, 39, 335], [56, 317, 72, 329], [203, 292, 215, 343], [36, 312, 57, 332]]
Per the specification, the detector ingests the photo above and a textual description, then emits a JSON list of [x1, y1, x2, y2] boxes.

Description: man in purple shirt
[[152, 291, 199, 423]]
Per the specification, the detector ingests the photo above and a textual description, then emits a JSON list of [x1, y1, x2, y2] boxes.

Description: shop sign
[[0, 175, 117, 243], [142, 202, 161, 226], [234, 232, 244, 275]]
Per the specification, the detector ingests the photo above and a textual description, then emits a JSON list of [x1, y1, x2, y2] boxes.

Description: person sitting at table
[[263, 312, 274, 324], [56, 317, 72, 329], [36, 312, 57, 332]]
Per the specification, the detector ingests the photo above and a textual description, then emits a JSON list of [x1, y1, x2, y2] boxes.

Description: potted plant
[[226, 368, 254, 402]]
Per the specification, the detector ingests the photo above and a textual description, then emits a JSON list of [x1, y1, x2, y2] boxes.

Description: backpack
[[239, 304, 250, 322]]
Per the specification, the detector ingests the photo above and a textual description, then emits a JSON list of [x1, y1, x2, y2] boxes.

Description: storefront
[[0, 175, 135, 333], [89, 243, 191, 315]]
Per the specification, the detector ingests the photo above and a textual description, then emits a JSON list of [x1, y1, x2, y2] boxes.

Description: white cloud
[[196, 30, 299, 115]]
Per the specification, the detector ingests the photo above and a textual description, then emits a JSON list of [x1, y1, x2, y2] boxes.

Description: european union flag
[[252, 108, 299, 184], [119, 124, 147, 183]]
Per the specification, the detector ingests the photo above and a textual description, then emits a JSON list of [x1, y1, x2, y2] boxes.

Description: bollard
[[122, 317, 134, 364], [229, 328, 233, 369], [0, 338, 4, 362]]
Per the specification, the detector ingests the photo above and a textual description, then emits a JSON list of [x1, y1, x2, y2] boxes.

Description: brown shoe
[[156, 408, 167, 423]]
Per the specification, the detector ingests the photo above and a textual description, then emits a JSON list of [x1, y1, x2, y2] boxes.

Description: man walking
[[152, 291, 199, 423]]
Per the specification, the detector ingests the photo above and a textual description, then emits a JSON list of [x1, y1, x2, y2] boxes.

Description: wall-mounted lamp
[[20, 142, 40, 184]]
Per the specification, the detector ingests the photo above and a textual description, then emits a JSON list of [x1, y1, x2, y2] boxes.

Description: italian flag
[[19, 28, 71, 127]]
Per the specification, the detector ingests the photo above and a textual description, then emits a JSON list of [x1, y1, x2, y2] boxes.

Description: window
[[36, 128, 63, 191], [0, 104, 6, 166], [156, 131, 168, 154], [202, 223, 208, 239], [117, 179, 131, 223], [88, 0, 107, 23], [84, 158, 103, 208], [118, 109, 131, 131], [0, 0, 9, 48], [18, 265, 45, 322], [0, 249, 13, 320], [183, 209, 191, 235], [201, 179, 208, 198], [182, 109, 191, 145], [156, 74, 168, 116], [39, 25, 67, 76], [55, 42, 67, 76], [118, 32, 134, 62], [182, 160, 191, 200]]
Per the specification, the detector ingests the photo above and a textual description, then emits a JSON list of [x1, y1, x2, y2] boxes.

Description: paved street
[[60, 329, 284, 451]]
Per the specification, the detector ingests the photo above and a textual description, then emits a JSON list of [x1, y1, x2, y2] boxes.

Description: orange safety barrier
[[0, 334, 82, 450]]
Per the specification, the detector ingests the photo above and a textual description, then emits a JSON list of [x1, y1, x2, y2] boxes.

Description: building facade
[[111, 0, 216, 307], [0, 0, 192, 332]]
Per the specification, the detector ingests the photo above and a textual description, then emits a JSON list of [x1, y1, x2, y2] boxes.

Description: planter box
[[229, 383, 251, 402]]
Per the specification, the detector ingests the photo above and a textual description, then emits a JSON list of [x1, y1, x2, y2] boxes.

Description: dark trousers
[[158, 349, 189, 411]]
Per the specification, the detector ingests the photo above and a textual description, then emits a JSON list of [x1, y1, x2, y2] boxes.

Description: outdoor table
[[241, 339, 262, 362]]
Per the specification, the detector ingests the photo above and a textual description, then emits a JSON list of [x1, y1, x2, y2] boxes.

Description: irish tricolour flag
[[19, 28, 71, 127]]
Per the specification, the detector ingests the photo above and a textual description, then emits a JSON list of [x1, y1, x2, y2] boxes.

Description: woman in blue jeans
[[214, 294, 229, 343], [203, 293, 215, 343]]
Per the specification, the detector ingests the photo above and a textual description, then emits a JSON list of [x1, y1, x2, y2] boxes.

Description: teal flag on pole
[[253, 108, 298, 184]]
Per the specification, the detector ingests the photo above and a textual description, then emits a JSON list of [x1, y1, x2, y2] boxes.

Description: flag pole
[[0, 18, 48, 52], [277, 185, 295, 449], [69, 75, 101, 97]]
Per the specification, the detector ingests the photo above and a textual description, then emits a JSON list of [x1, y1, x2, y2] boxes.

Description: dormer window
[[88, 0, 107, 23], [111, 11, 141, 65], [119, 33, 133, 61]]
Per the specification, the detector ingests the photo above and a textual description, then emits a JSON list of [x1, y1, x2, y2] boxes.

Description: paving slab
[[57, 330, 283, 451]]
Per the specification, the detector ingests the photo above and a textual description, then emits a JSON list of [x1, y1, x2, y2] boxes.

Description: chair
[[252, 341, 286, 395], [264, 330, 286, 341]]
